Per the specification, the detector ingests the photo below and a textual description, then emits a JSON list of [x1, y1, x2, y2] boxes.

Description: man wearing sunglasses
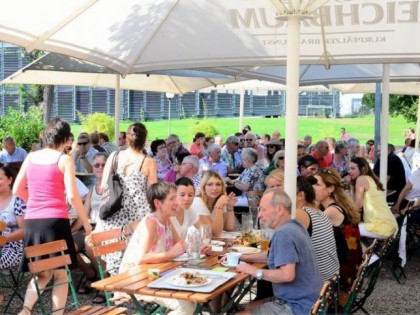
[[72, 134, 98, 177], [221, 135, 242, 175]]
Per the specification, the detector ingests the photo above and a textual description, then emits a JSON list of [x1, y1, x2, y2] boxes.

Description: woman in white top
[[191, 170, 237, 237], [171, 177, 203, 240]]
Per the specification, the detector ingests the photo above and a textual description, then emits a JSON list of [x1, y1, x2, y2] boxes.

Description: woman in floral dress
[[0, 163, 25, 269], [94, 122, 157, 274]]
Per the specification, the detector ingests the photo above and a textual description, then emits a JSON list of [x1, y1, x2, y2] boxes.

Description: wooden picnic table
[[91, 245, 266, 314]]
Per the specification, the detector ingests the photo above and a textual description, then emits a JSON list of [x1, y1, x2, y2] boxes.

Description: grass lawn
[[71, 115, 414, 146]]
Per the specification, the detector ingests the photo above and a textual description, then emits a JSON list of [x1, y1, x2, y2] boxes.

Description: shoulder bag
[[99, 151, 123, 220]]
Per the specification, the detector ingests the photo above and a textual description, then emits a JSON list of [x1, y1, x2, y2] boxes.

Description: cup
[[241, 213, 252, 233], [226, 252, 242, 266], [200, 224, 212, 245], [147, 268, 160, 280]]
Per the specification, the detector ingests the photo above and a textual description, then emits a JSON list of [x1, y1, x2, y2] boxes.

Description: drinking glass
[[200, 224, 212, 245], [186, 229, 201, 263], [260, 220, 271, 251], [249, 206, 259, 230], [241, 213, 252, 234]]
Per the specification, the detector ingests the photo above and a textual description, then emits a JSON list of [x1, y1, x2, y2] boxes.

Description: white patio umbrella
[[1, 0, 419, 208], [1, 53, 244, 142]]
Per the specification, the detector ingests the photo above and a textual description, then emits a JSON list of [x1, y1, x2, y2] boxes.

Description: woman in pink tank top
[[13, 118, 92, 315]]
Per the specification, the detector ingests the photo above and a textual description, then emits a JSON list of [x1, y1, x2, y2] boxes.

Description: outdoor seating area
[[0, 1, 420, 314]]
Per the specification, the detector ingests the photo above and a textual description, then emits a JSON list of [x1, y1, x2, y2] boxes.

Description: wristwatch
[[255, 269, 264, 280]]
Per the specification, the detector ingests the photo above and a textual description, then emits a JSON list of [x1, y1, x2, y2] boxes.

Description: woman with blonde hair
[[313, 167, 362, 293], [264, 169, 284, 190], [191, 170, 236, 237]]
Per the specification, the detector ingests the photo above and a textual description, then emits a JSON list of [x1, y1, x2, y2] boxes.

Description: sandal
[[78, 270, 98, 294], [92, 291, 106, 304]]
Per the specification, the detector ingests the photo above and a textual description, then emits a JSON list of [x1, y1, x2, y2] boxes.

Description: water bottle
[[187, 229, 201, 264]]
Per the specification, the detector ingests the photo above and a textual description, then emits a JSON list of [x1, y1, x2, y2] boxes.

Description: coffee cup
[[226, 252, 242, 266]]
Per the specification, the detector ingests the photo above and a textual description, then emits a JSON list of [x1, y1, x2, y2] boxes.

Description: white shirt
[[191, 197, 226, 219], [169, 208, 199, 240], [406, 169, 420, 201]]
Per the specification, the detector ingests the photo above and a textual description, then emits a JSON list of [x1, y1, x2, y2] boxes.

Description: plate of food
[[167, 271, 211, 287], [233, 232, 261, 247], [231, 246, 261, 254]]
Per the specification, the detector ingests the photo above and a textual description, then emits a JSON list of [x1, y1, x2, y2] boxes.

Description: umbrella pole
[[379, 64, 390, 190], [284, 15, 300, 217], [239, 86, 244, 132], [114, 74, 120, 146], [415, 90, 420, 151]]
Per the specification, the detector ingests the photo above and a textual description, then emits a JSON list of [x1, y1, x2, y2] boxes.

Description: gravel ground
[[1, 254, 419, 314]]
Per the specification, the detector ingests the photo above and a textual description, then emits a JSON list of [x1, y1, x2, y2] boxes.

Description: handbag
[[99, 151, 123, 220]]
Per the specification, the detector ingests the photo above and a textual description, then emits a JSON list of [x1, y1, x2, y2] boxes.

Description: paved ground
[[1, 254, 419, 314]]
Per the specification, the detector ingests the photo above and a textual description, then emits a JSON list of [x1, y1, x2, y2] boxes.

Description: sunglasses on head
[[93, 163, 106, 168]]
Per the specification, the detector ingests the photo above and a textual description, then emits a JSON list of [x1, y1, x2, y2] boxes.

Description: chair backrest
[[24, 240, 79, 314], [25, 240, 72, 274], [91, 228, 126, 259], [90, 228, 127, 307], [0, 221, 6, 246], [311, 274, 339, 315], [343, 239, 381, 315]]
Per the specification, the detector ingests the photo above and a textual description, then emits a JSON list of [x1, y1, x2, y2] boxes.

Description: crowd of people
[[0, 120, 417, 315]]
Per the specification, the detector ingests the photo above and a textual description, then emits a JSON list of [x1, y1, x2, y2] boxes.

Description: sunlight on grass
[[71, 115, 413, 146]]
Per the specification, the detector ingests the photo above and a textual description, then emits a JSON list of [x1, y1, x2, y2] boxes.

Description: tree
[[362, 93, 418, 123], [17, 50, 54, 124]]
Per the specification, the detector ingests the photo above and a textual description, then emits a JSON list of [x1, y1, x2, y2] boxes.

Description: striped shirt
[[303, 207, 340, 283]]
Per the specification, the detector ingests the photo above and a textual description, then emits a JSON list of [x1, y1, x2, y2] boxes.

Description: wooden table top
[[92, 250, 266, 303]]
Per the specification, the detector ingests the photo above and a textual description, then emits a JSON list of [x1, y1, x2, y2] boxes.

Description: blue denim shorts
[[250, 298, 293, 315]]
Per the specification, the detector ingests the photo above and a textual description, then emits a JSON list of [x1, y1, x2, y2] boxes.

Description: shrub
[[0, 106, 44, 152], [78, 112, 115, 141], [189, 120, 219, 141]]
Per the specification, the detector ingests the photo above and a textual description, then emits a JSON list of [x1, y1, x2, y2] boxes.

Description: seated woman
[[226, 148, 265, 207], [71, 153, 108, 296], [171, 177, 203, 240], [298, 155, 319, 177], [296, 175, 340, 283], [313, 168, 362, 294], [0, 163, 26, 270], [349, 157, 398, 239], [262, 139, 282, 175], [191, 170, 236, 237], [264, 169, 284, 190], [151, 139, 173, 181], [118, 182, 195, 315]]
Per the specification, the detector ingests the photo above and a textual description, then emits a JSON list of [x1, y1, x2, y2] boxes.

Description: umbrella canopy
[[332, 82, 420, 96], [0, 1, 418, 75], [190, 63, 420, 86], [1, 53, 241, 94], [1, 0, 417, 210]]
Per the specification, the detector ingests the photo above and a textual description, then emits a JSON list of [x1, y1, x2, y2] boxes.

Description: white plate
[[221, 261, 239, 268], [167, 276, 211, 288], [221, 232, 240, 239], [173, 253, 205, 262], [211, 240, 226, 246], [231, 246, 261, 254]]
